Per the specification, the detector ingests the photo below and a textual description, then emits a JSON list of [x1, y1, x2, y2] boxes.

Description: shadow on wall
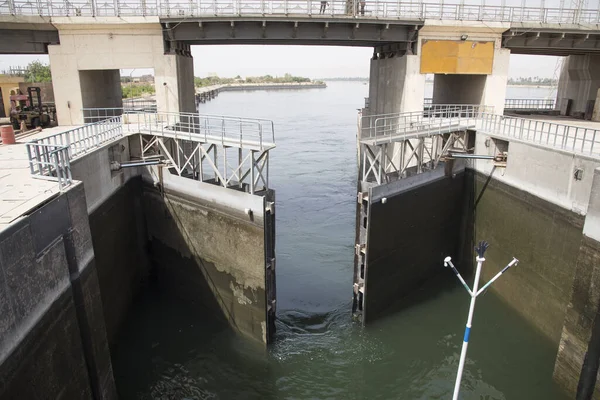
[[88, 177, 152, 347]]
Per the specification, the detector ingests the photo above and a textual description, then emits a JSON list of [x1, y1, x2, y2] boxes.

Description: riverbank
[[196, 82, 326, 94]]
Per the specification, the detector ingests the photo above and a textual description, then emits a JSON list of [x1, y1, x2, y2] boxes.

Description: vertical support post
[[250, 151, 255, 194], [238, 148, 243, 188], [223, 146, 228, 187]]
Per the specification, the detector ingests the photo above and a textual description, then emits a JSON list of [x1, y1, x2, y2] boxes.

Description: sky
[[0, 47, 562, 79]]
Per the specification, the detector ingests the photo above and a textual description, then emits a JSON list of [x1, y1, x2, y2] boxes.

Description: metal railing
[[479, 113, 600, 157], [423, 98, 557, 111], [82, 108, 276, 150], [123, 98, 157, 113], [2, 0, 600, 24], [361, 105, 490, 141], [25, 117, 123, 189], [25, 143, 73, 189], [504, 98, 556, 110]]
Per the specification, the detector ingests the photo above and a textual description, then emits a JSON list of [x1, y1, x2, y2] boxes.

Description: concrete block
[[0, 219, 35, 270], [5, 237, 69, 323], [64, 182, 94, 273], [71, 261, 118, 400], [0, 260, 16, 343], [28, 194, 70, 254], [0, 288, 93, 400]]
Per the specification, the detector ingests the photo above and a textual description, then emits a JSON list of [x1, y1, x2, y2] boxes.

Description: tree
[[25, 61, 52, 83]]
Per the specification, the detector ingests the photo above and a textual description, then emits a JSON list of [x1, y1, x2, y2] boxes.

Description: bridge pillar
[[419, 22, 510, 114], [557, 55, 600, 119], [366, 50, 425, 115], [48, 20, 195, 125]]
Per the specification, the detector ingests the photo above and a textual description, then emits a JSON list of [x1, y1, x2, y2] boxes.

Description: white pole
[[444, 241, 519, 400], [452, 254, 484, 400]]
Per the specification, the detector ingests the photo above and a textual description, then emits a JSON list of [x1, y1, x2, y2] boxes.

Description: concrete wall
[[18, 81, 54, 103], [557, 55, 600, 119], [363, 163, 465, 323], [367, 54, 424, 115], [0, 183, 116, 399], [141, 167, 275, 344], [468, 168, 584, 344], [70, 137, 150, 345], [79, 70, 122, 109], [433, 74, 486, 104], [48, 17, 195, 125], [70, 137, 140, 213], [473, 131, 600, 215], [87, 178, 149, 344], [0, 75, 24, 118], [554, 168, 600, 398]]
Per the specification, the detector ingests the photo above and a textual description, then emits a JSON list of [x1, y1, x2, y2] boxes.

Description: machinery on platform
[[9, 87, 56, 129]]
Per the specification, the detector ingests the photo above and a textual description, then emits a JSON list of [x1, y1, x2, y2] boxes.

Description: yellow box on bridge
[[420, 40, 494, 75]]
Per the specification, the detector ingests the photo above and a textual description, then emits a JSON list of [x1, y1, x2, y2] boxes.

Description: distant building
[[0, 75, 24, 118]]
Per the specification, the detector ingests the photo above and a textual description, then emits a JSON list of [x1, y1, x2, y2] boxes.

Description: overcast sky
[[0, 48, 562, 79]]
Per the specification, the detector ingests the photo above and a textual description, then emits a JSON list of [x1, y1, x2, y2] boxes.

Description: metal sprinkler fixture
[[443, 241, 519, 400]]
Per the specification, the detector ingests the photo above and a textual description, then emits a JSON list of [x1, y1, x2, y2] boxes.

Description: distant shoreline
[[197, 82, 327, 93]]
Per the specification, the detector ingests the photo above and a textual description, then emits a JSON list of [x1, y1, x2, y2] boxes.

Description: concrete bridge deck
[[2, 2, 600, 53]]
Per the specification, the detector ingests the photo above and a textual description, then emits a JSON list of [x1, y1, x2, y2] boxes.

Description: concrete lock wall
[[70, 137, 150, 345], [0, 183, 116, 400], [141, 167, 275, 344], [554, 167, 600, 398], [362, 162, 466, 323], [468, 132, 600, 397], [48, 17, 195, 125]]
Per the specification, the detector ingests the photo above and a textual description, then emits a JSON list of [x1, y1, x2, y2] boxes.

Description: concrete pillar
[[482, 48, 510, 115], [79, 70, 123, 109], [432, 48, 510, 114], [154, 52, 196, 115], [592, 88, 600, 122], [48, 20, 195, 125], [557, 55, 600, 119], [367, 53, 425, 115], [554, 167, 600, 398]]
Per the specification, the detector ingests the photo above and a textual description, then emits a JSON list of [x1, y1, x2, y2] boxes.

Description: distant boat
[[362, 82, 367, 85]]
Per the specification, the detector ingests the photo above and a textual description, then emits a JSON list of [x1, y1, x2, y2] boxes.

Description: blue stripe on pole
[[464, 327, 471, 342]]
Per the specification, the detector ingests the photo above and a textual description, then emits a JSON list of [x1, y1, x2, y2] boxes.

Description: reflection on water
[[113, 82, 568, 399]]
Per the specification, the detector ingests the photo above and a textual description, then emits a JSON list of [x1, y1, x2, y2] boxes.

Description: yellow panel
[[420, 40, 494, 75]]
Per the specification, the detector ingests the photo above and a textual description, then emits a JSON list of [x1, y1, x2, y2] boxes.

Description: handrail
[[422, 98, 557, 110], [82, 108, 276, 151], [478, 113, 600, 157], [25, 116, 124, 190], [361, 105, 491, 141], [2, 0, 600, 24]]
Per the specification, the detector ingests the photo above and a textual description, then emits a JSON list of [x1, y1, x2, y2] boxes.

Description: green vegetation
[[121, 83, 155, 99], [24, 61, 52, 83], [194, 73, 320, 87], [507, 77, 557, 86]]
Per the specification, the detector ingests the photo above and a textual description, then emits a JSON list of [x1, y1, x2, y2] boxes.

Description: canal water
[[112, 82, 567, 399]]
